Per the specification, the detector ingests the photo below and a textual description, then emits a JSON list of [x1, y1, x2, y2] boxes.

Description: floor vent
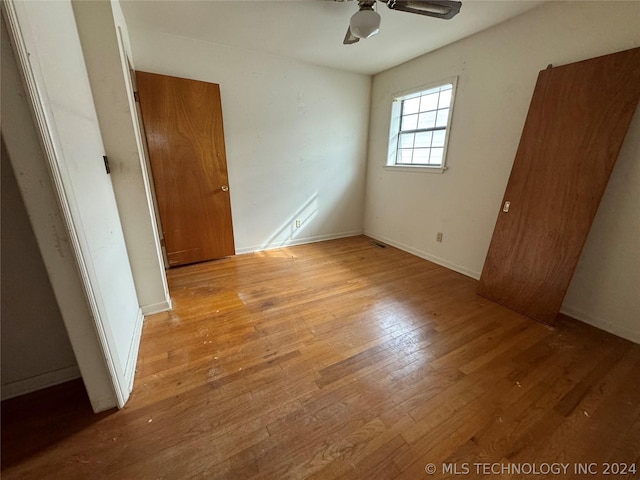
[[369, 240, 387, 249]]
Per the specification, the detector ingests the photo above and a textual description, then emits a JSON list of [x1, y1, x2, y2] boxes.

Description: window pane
[[402, 97, 420, 115], [398, 149, 413, 164], [399, 133, 415, 148], [430, 148, 444, 165], [413, 148, 430, 164], [435, 108, 449, 128], [432, 130, 446, 147], [401, 113, 418, 131], [420, 93, 439, 112], [417, 110, 437, 129], [391, 81, 455, 169], [438, 89, 452, 109], [414, 131, 432, 148]]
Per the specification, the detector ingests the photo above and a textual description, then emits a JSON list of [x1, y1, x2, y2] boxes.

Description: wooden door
[[136, 71, 235, 267], [477, 48, 640, 325]]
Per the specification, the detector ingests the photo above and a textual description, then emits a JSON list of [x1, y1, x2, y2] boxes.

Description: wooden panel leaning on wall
[[478, 47, 640, 325]]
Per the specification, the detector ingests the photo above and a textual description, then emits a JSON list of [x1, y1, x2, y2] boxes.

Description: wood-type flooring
[[2, 236, 639, 479]]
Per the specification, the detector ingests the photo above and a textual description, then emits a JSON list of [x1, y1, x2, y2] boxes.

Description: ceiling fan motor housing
[[350, 7, 381, 39]]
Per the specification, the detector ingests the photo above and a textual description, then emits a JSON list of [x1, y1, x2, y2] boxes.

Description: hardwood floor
[[2, 236, 639, 479]]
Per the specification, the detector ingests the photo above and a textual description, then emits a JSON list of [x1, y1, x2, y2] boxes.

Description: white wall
[[126, 28, 371, 252], [1, 143, 79, 399], [72, 0, 170, 315], [364, 1, 640, 342]]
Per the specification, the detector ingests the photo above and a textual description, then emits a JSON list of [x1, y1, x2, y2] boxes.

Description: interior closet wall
[[1, 144, 79, 399]]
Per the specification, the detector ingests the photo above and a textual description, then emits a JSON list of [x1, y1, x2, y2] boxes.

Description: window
[[387, 79, 457, 172]]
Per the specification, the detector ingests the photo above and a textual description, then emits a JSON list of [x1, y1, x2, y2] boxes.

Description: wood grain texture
[[478, 47, 640, 324], [2, 236, 639, 479], [136, 71, 235, 266]]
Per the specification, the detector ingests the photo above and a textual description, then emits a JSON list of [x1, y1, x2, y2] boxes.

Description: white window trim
[[385, 76, 458, 173]]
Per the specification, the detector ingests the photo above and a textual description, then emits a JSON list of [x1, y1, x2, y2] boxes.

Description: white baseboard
[[141, 298, 172, 315], [1, 365, 81, 401], [235, 230, 364, 255], [124, 308, 145, 394], [560, 304, 639, 344], [364, 231, 482, 280]]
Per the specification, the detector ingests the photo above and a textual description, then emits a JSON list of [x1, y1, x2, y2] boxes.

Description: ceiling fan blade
[[385, 0, 462, 20], [343, 26, 360, 44]]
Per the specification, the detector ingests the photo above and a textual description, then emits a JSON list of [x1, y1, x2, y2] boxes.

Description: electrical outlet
[[436, 232, 443, 242], [295, 219, 302, 228]]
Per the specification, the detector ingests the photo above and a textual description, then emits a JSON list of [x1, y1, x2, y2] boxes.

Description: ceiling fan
[[340, 0, 462, 45]]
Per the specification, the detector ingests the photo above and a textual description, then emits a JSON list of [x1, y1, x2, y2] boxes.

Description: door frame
[[2, 0, 128, 410], [114, 27, 171, 269]]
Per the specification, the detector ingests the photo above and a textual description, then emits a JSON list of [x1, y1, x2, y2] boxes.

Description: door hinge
[[134, 91, 140, 102], [160, 237, 165, 247], [103, 155, 111, 174]]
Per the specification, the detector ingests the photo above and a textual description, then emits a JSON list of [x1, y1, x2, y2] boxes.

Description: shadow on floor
[[1, 379, 115, 471]]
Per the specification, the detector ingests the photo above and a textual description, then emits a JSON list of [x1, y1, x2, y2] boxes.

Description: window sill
[[384, 165, 448, 174]]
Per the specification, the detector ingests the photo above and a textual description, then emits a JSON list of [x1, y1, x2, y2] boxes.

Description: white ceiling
[[119, 0, 544, 75]]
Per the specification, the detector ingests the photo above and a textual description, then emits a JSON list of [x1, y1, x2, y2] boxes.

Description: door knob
[[503, 201, 510, 212], [221, 185, 229, 192]]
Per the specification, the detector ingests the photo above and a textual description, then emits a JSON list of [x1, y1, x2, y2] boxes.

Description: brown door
[[136, 71, 235, 267], [477, 48, 640, 325]]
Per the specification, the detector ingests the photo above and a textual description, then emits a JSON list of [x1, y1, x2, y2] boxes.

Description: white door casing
[[3, 0, 143, 408]]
